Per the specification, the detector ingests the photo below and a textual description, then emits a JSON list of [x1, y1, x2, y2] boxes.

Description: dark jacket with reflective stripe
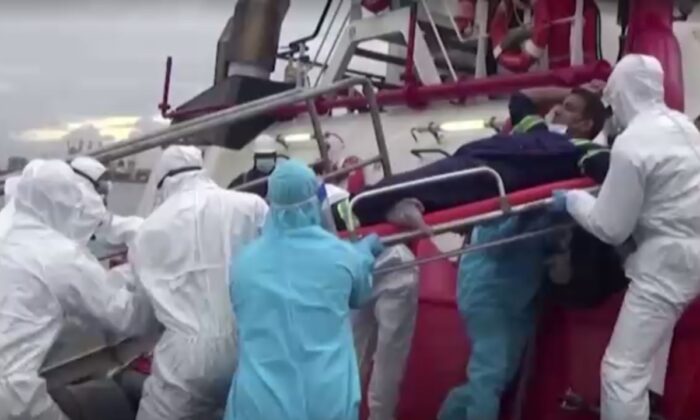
[[353, 93, 610, 225]]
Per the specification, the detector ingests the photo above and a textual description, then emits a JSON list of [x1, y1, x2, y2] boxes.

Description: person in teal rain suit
[[438, 211, 559, 420], [223, 159, 384, 420]]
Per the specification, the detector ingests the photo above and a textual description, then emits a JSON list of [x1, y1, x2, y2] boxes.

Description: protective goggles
[[72, 168, 111, 197], [156, 166, 202, 189]]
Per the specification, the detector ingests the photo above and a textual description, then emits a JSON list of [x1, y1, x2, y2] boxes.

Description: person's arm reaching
[[565, 142, 643, 245], [54, 251, 155, 340], [519, 87, 572, 113], [508, 91, 540, 126], [348, 234, 383, 308], [519, 80, 606, 118]]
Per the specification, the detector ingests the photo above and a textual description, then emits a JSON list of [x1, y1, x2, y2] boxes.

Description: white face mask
[[544, 111, 568, 135], [255, 156, 276, 173], [547, 123, 568, 135]]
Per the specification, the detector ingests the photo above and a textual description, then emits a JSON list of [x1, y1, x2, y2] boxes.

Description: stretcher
[[341, 170, 700, 420]]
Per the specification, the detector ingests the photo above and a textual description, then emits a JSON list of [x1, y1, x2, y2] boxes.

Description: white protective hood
[[603, 54, 666, 128], [3, 176, 20, 203], [14, 160, 107, 245], [0, 176, 20, 239], [70, 156, 108, 182], [138, 146, 206, 216]]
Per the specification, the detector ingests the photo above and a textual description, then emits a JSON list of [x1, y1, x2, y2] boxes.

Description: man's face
[[551, 93, 594, 139]]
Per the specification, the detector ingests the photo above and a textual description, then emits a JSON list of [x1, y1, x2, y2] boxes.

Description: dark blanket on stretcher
[[353, 125, 609, 225]]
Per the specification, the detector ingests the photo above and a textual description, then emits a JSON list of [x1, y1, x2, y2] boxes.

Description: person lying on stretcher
[[352, 83, 610, 229]]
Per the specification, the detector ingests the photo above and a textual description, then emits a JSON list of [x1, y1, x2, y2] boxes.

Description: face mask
[[255, 157, 276, 173], [543, 110, 568, 135], [547, 123, 568, 134]]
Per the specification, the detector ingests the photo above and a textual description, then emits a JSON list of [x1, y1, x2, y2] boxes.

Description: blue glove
[[359, 234, 386, 257], [550, 190, 569, 213]]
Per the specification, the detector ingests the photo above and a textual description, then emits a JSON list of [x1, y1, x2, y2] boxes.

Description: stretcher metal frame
[[345, 169, 598, 274], [348, 166, 511, 239]]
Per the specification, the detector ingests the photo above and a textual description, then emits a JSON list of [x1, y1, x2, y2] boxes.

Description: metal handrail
[[420, 0, 458, 82], [312, 0, 346, 67], [348, 166, 509, 237], [90, 87, 304, 160], [314, 11, 350, 87], [0, 76, 391, 188], [288, 0, 336, 52]]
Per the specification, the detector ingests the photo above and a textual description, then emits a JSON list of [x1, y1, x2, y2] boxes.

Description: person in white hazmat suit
[[0, 175, 21, 238], [325, 183, 420, 420], [69, 156, 144, 247], [129, 145, 268, 420], [0, 160, 154, 420], [553, 54, 700, 419]]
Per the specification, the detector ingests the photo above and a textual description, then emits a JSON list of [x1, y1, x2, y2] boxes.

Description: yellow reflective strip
[[338, 199, 359, 231], [577, 148, 609, 168], [512, 115, 544, 133], [570, 138, 590, 146]]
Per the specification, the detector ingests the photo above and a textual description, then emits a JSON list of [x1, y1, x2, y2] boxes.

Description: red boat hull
[[391, 239, 700, 420]]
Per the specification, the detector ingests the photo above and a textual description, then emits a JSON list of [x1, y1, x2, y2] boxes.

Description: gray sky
[[0, 0, 325, 150]]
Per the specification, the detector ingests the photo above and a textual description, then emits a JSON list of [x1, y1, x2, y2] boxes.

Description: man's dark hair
[[571, 87, 607, 139]]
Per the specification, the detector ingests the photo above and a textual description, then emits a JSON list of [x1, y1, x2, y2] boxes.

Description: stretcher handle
[[348, 166, 510, 238], [383, 188, 602, 246], [374, 222, 574, 276]]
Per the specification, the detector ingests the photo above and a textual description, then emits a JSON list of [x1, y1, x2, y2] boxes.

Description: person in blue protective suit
[[438, 211, 561, 420], [223, 159, 384, 420]]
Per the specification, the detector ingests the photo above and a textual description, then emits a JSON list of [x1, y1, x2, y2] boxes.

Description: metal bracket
[[410, 122, 442, 143]]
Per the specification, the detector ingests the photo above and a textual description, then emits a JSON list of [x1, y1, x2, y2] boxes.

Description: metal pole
[[404, 3, 418, 86], [306, 98, 329, 172], [1, 77, 388, 189], [420, 0, 458, 82], [362, 82, 392, 176], [158, 56, 173, 117], [374, 223, 573, 276], [88, 77, 368, 163], [89, 86, 305, 160]]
